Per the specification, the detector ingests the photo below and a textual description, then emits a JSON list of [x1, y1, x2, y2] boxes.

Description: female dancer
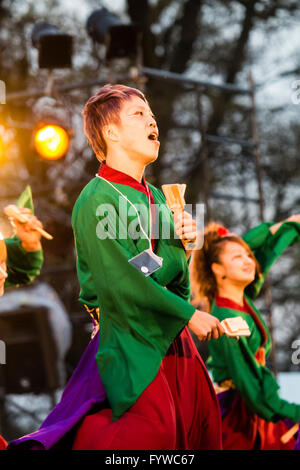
[[0, 192, 43, 449], [191, 216, 300, 450]]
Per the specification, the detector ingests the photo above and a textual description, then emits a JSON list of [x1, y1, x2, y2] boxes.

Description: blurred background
[[0, 0, 300, 441]]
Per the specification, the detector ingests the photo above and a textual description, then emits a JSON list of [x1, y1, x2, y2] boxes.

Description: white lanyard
[[96, 174, 153, 250]]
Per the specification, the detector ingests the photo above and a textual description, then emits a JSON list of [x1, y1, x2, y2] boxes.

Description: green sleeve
[[72, 196, 196, 420], [209, 333, 300, 423], [243, 221, 300, 298], [4, 236, 43, 287]]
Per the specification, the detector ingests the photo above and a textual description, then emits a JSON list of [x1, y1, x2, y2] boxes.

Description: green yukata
[[207, 221, 300, 449], [72, 168, 197, 421], [7, 167, 222, 450], [4, 236, 43, 288]]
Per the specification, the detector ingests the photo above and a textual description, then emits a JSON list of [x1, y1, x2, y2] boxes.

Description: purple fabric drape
[[8, 331, 106, 450]]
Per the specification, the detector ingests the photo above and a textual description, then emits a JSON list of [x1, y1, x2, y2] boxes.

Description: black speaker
[[31, 22, 73, 69], [0, 306, 60, 394]]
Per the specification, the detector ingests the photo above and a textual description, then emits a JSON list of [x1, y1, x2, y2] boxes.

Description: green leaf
[[16, 186, 34, 214]]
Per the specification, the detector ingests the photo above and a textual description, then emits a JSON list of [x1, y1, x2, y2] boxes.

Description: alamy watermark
[[95, 200, 205, 250], [0, 340, 5, 364], [291, 340, 300, 365], [291, 80, 300, 105], [0, 80, 5, 104]]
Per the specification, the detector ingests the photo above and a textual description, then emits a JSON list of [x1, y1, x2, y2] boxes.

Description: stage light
[[34, 124, 69, 160], [31, 21, 73, 69], [32, 97, 72, 161], [86, 8, 139, 60]]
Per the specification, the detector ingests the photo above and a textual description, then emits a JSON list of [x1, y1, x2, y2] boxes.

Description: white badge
[[128, 248, 163, 276]]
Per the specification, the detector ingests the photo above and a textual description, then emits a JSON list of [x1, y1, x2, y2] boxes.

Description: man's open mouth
[[148, 132, 159, 141]]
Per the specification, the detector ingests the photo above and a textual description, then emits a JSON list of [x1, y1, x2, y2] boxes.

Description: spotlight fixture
[[86, 8, 140, 60], [32, 97, 72, 161], [31, 21, 73, 69]]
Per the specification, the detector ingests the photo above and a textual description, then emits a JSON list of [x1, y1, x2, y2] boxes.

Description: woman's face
[[0, 262, 7, 296], [217, 241, 256, 285]]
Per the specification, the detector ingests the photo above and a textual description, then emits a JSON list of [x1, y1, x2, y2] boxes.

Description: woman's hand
[[286, 214, 300, 224], [270, 213, 300, 234], [188, 310, 225, 341]]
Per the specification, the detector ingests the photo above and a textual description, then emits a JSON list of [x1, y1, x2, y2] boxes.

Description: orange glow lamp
[[34, 124, 69, 160]]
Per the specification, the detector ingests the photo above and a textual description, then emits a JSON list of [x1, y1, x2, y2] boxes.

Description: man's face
[[113, 96, 160, 164], [0, 262, 7, 297]]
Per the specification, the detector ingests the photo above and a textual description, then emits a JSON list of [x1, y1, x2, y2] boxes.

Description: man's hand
[[173, 210, 197, 258], [188, 310, 225, 341], [10, 208, 43, 252]]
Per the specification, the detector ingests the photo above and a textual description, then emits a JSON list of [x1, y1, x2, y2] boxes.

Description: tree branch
[[169, 0, 202, 73]]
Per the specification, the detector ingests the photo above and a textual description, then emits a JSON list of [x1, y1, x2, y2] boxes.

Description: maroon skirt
[[218, 389, 297, 450], [0, 435, 7, 450], [73, 326, 222, 450]]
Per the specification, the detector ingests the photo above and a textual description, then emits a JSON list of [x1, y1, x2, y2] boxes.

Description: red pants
[[73, 327, 222, 450]]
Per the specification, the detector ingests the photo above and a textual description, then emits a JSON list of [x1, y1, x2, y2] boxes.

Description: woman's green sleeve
[[243, 221, 300, 298], [4, 236, 43, 287]]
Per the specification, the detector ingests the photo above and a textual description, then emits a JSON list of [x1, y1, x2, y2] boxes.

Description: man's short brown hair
[[83, 84, 148, 162]]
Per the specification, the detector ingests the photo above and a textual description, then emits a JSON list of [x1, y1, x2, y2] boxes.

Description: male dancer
[[71, 84, 224, 450]]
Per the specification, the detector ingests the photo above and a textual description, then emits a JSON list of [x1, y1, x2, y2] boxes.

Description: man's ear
[[102, 123, 119, 143], [211, 262, 225, 280]]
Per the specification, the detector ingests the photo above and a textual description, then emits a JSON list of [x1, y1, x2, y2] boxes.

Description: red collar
[[98, 163, 156, 251], [98, 163, 150, 196], [215, 293, 267, 346], [215, 294, 251, 314]]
